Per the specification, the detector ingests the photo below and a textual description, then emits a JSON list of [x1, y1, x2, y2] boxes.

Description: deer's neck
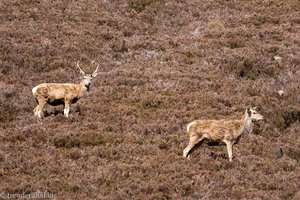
[[242, 113, 253, 135], [79, 83, 89, 97]]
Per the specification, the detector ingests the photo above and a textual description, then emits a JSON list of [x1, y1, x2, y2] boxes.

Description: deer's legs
[[64, 100, 70, 117], [34, 98, 47, 118], [223, 139, 233, 162], [183, 134, 207, 158]]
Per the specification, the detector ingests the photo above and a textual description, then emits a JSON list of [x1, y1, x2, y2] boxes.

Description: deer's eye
[[253, 112, 257, 114]]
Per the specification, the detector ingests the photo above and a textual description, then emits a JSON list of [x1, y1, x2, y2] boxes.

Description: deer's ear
[[92, 73, 98, 78], [247, 107, 251, 117], [92, 70, 98, 78]]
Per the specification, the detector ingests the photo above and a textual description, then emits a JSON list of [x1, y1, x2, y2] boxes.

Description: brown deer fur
[[32, 62, 99, 118], [183, 107, 264, 161]]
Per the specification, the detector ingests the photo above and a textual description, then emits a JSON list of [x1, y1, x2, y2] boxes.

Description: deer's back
[[188, 119, 243, 141], [33, 83, 81, 100]]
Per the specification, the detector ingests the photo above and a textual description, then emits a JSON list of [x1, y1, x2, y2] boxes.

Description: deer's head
[[76, 61, 99, 91], [246, 107, 264, 122]]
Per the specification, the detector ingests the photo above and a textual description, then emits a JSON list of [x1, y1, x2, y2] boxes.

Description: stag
[[32, 61, 99, 118]]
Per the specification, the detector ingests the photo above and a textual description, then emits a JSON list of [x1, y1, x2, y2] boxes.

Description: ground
[[0, 0, 300, 199]]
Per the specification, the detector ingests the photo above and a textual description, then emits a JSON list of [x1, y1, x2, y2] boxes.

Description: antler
[[76, 61, 85, 76], [91, 61, 100, 77]]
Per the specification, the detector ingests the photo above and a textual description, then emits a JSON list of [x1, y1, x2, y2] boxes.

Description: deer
[[183, 107, 264, 162], [32, 61, 100, 118]]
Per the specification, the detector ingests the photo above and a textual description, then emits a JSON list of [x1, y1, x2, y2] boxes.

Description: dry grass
[[0, 0, 300, 199]]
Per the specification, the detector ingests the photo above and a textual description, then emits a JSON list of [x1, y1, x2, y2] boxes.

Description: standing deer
[[183, 107, 264, 161], [32, 61, 99, 118]]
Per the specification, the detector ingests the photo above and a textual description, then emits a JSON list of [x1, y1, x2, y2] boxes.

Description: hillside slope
[[0, 0, 300, 199]]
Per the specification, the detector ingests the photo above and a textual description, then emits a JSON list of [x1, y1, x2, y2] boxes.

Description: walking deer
[[32, 61, 99, 118], [183, 107, 264, 161]]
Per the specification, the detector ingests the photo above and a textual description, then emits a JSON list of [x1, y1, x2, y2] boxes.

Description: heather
[[0, 0, 299, 199]]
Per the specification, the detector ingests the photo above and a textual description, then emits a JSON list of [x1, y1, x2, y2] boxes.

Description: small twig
[[201, 183, 215, 200]]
